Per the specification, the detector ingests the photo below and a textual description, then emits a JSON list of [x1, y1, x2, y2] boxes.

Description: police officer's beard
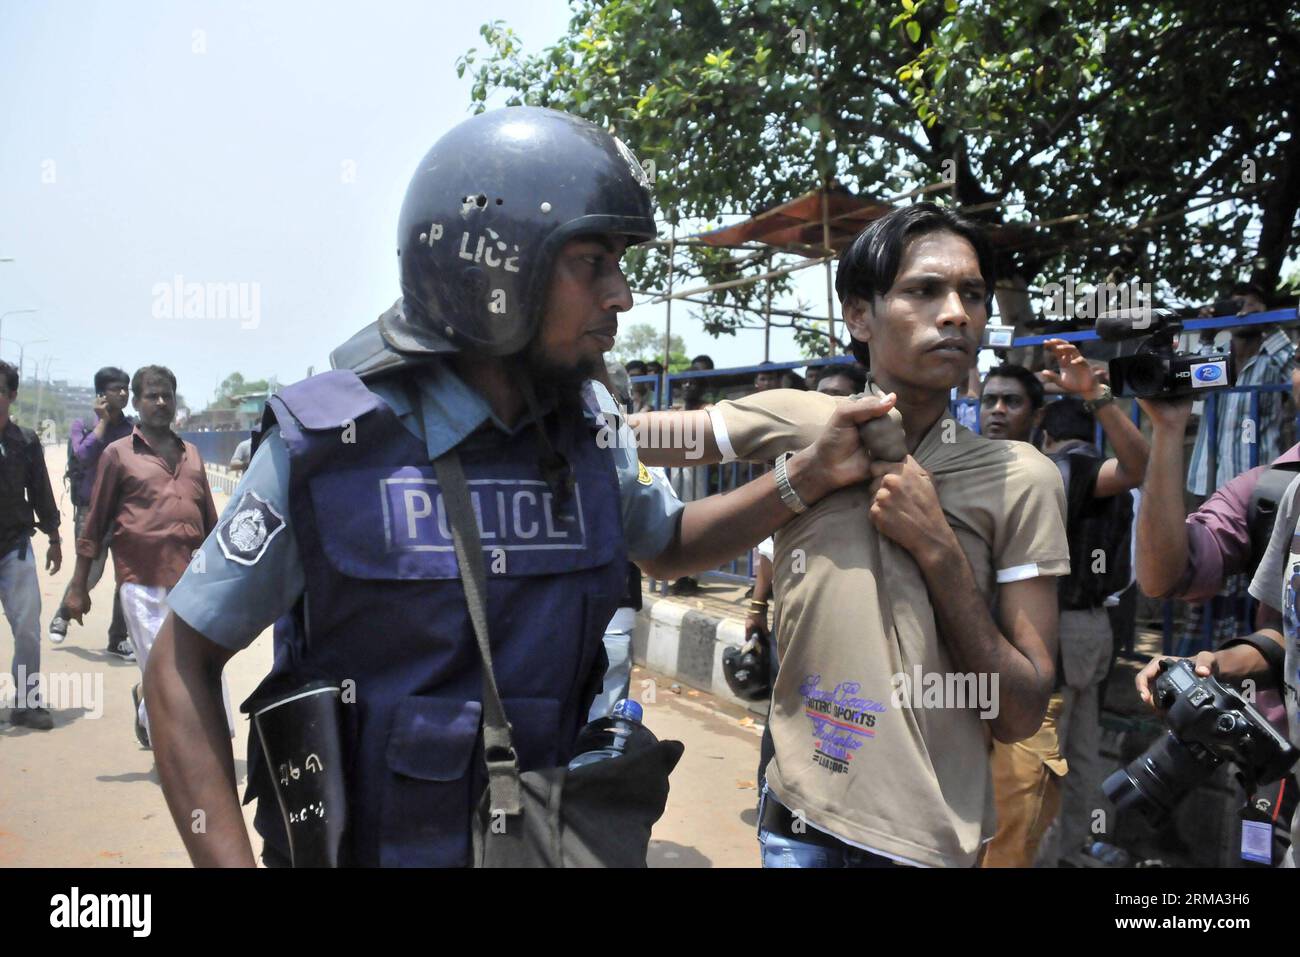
[[509, 351, 586, 515], [522, 345, 603, 397]]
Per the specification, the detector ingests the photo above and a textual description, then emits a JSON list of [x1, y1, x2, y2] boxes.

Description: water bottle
[[1085, 840, 1131, 867], [567, 698, 657, 770]]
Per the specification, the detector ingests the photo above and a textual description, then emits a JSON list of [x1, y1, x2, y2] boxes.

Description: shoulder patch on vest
[[637, 461, 653, 486], [217, 490, 287, 566]]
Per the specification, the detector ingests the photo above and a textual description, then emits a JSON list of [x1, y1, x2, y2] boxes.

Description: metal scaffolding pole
[[631, 289, 831, 324], [821, 185, 835, 355], [661, 223, 676, 408], [648, 253, 831, 304], [764, 252, 774, 361]]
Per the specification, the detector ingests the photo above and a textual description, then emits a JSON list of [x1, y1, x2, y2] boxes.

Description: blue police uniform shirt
[[167, 363, 683, 651]]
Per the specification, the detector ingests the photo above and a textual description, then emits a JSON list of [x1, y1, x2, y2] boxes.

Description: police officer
[[146, 107, 895, 867]]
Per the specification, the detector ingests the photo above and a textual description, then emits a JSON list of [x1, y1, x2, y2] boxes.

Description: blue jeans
[[1, 543, 43, 709], [757, 784, 904, 869], [55, 505, 127, 645]]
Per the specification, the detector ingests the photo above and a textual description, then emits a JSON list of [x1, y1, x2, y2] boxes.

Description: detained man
[[633, 204, 1069, 867]]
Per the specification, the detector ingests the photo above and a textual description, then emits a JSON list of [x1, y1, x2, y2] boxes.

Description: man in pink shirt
[[64, 365, 230, 747], [1138, 398, 1300, 604], [1136, 395, 1298, 863]]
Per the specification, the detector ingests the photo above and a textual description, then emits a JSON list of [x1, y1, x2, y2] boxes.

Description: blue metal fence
[[179, 430, 246, 468]]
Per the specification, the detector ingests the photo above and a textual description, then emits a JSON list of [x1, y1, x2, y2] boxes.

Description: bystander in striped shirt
[[1186, 328, 1296, 496]]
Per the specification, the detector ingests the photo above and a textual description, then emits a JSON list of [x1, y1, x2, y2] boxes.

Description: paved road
[[0, 445, 763, 867]]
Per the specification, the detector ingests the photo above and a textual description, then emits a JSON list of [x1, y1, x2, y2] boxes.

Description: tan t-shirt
[[712, 388, 1069, 867]]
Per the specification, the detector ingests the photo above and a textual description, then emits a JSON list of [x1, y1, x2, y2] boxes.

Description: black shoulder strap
[[1247, 465, 1300, 571], [432, 449, 523, 817]]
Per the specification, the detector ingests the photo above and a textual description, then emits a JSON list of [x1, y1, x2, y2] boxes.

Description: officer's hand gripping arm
[[638, 394, 895, 580]]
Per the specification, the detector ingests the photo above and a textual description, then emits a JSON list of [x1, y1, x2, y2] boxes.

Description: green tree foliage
[[458, 0, 1299, 339], [612, 321, 690, 367], [212, 372, 270, 409], [893, 0, 1299, 298]]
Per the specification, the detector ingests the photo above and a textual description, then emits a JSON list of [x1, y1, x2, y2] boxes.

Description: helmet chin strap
[[514, 362, 575, 514]]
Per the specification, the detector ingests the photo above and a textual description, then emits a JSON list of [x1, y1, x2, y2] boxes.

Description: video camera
[[1103, 659, 1297, 825], [1098, 311, 1235, 399]]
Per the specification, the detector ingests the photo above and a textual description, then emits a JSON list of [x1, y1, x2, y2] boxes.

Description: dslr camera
[[1097, 311, 1235, 399], [1104, 659, 1297, 824]]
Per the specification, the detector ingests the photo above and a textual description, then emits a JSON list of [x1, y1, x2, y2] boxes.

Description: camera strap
[[1245, 462, 1300, 573]]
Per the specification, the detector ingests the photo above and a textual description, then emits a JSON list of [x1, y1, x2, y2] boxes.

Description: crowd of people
[[2, 363, 222, 745], [621, 223, 1298, 868], [626, 307, 1296, 868], [3, 105, 1296, 871]]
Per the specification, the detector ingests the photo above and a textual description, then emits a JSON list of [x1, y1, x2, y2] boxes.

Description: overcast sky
[[2, 0, 814, 412]]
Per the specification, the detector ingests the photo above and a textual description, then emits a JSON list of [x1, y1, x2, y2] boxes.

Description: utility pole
[[821, 183, 835, 355], [33, 356, 55, 429], [661, 222, 676, 409], [0, 309, 37, 351], [763, 252, 774, 362]]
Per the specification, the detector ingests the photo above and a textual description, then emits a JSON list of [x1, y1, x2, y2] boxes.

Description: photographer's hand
[[1135, 653, 1216, 708], [1136, 395, 1193, 433], [1135, 642, 1274, 708], [1044, 339, 1150, 495], [1040, 339, 1102, 398]]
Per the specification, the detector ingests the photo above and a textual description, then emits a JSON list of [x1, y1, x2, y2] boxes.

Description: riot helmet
[[388, 106, 657, 358]]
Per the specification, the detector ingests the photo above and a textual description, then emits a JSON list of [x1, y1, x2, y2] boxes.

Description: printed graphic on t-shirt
[[800, 675, 887, 774]]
